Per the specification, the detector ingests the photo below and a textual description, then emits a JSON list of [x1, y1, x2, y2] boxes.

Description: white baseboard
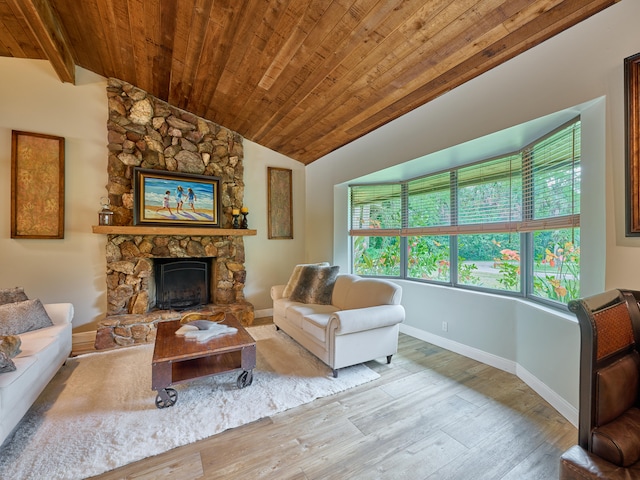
[[516, 364, 578, 427], [399, 324, 578, 427], [400, 324, 517, 373], [255, 308, 273, 319]]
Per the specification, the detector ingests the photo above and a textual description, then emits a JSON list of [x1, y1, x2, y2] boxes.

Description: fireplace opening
[[154, 258, 212, 310]]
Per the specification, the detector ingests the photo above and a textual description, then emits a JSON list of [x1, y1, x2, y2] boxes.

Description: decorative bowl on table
[[179, 312, 225, 330]]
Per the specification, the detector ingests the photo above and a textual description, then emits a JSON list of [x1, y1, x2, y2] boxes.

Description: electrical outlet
[[442, 321, 448, 332]]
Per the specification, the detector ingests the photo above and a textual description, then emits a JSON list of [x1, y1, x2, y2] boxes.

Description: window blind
[[521, 121, 581, 232], [350, 183, 402, 236], [350, 119, 580, 237], [406, 172, 451, 227], [457, 154, 522, 227]]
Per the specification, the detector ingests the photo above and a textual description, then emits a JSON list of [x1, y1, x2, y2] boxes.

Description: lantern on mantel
[[98, 197, 114, 226]]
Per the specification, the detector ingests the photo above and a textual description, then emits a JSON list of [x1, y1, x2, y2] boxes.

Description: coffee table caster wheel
[[155, 388, 177, 408], [237, 370, 253, 389]]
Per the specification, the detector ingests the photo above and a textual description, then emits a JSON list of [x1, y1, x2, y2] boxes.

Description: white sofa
[[0, 303, 74, 446], [271, 274, 405, 377]]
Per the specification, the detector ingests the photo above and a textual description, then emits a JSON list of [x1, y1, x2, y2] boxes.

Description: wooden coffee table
[[151, 313, 256, 408]]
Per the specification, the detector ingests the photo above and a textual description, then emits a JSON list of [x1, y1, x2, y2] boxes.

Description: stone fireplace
[[94, 78, 254, 350], [104, 233, 247, 315]]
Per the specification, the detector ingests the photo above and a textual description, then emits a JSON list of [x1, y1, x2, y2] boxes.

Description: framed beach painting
[[11, 130, 65, 239], [133, 168, 220, 227]]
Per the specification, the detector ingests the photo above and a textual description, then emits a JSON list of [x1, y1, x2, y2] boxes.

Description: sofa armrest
[[271, 285, 286, 301], [331, 304, 405, 335], [43, 303, 74, 326]]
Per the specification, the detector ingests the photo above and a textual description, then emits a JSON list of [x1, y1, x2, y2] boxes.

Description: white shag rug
[[0, 325, 379, 480]]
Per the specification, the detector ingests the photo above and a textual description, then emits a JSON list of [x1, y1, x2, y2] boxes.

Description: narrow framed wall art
[[267, 167, 293, 239], [626, 52, 640, 236], [11, 130, 65, 239]]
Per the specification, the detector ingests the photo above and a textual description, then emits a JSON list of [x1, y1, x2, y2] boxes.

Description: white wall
[[306, 0, 640, 423], [0, 58, 305, 330], [242, 140, 306, 314], [0, 60, 108, 330]]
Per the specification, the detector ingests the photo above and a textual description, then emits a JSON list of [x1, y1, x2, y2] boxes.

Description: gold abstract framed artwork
[[267, 167, 293, 239], [11, 130, 65, 239], [626, 52, 640, 236]]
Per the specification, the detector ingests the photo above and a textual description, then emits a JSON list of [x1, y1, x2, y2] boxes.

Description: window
[[350, 184, 402, 231], [406, 172, 451, 228], [407, 235, 450, 282], [350, 184, 401, 277], [353, 235, 401, 276], [349, 119, 581, 306], [457, 154, 522, 226], [457, 233, 521, 291], [532, 228, 580, 302]]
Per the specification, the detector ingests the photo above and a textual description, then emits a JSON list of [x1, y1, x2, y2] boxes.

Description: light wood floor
[[75, 321, 577, 480]]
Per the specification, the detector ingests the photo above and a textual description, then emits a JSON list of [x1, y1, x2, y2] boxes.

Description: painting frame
[[626, 52, 640, 236], [267, 167, 293, 239], [133, 168, 221, 227], [11, 130, 65, 239]]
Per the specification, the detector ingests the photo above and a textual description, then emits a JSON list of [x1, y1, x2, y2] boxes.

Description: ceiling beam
[[8, 0, 75, 83]]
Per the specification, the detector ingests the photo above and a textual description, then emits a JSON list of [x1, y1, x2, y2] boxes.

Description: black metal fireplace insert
[[154, 258, 211, 310]]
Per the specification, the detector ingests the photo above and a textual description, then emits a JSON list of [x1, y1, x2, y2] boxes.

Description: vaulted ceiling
[[0, 0, 619, 164]]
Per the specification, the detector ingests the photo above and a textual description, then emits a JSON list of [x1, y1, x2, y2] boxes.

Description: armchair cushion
[[595, 351, 640, 425], [560, 444, 640, 479], [592, 407, 640, 467]]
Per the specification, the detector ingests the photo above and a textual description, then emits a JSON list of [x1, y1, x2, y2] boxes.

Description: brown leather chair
[[560, 289, 640, 479]]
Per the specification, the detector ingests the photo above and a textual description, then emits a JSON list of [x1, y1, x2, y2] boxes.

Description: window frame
[[349, 118, 581, 309]]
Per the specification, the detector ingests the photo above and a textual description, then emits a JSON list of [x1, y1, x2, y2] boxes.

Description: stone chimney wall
[[106, 77, 244, 227], [103, 78, 249, 316]]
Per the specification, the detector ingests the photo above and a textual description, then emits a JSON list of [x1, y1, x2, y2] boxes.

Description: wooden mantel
[[92, 225, 257, 236]]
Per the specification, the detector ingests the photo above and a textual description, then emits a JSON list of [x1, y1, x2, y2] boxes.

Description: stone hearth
[[95, 303, 253, 350]]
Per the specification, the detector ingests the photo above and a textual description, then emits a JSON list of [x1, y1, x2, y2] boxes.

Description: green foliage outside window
[[353, 236, 400, 276], [353, 230, 580, 304], [458, 257, 481, 285], [457, 234, 520, 290], [532, 229, 580, 302], [492, 241, 521, 291], [407, 236, 450, 281]]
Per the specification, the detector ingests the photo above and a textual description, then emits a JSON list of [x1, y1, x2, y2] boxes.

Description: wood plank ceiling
[[0, 0, 619, 165]]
